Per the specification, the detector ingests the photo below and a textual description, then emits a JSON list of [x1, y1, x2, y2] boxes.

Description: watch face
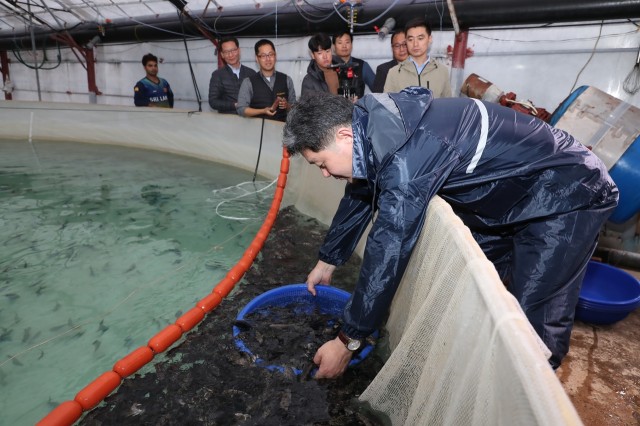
[[347, 339, 361, 351]]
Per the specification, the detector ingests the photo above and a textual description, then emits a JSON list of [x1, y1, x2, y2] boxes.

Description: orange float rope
[[37, 148, 291, 426]]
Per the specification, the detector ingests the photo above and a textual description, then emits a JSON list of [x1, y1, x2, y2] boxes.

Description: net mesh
[[360, 196, 582, 426]]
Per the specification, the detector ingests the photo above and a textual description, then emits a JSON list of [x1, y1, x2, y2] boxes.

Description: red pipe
[[0, 50, 11, 100], [451, 31, 469, 69]]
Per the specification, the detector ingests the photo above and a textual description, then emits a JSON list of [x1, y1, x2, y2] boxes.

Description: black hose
[[253, 118, 265, 183]]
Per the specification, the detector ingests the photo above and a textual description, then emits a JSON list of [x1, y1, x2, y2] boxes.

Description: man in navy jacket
[[283, 88, 618, 378]]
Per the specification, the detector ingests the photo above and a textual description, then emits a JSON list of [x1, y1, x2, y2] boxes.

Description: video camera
[[331, 61, 360, 100]]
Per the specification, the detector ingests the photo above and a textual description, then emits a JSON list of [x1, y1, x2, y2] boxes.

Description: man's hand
[[263, 107, 277, 116], [313, 337, 353, 379], [278, 97, 289, 110], [306, 260, 336, 296]]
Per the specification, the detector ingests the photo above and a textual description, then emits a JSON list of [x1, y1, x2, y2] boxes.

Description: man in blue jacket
[[283, 88, 618, 378]]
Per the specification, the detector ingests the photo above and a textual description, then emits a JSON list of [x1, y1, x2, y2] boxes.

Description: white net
[[360, 196, 582, 426], [207, 179, 276, 221]]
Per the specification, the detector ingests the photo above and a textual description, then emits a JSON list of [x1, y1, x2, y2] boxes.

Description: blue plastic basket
[[233, 284, 376, 375], [575, 261, 640, 325]]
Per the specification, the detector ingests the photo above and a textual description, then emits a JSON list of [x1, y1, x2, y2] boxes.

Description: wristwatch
[[338, 330, 362, 352]]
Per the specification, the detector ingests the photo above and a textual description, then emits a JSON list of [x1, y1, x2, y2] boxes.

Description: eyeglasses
[[392, 43, 407, 49], [257, 52, 275, 59], [221, 47, 239, 55]]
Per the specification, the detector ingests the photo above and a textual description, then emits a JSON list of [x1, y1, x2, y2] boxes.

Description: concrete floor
[[558, 268, 640, 426]]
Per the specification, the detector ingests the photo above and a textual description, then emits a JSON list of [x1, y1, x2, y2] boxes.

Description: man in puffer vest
[[236, 39, 296, 122]]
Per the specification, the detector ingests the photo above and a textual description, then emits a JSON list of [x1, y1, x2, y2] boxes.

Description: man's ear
[[336, 127, 353, 143]]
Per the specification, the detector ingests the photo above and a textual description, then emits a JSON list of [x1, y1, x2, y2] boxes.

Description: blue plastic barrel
[[552, 86, 640, 223]]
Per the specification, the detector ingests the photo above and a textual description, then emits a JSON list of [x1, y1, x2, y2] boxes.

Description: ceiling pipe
[[1, 0, 639, 51]]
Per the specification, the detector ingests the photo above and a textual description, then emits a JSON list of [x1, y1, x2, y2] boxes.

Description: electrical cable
[[178, 9, 203, 112], [253, 117, 265, 183], [568, 20, 603, 94], [332, 0, 401, 27], [11, 35, 62, 70]]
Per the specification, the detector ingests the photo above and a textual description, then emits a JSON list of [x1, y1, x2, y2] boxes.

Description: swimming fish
[[0, 328, 12, 342], [4, 293, 19, 302], [21, 327, 31, 343]]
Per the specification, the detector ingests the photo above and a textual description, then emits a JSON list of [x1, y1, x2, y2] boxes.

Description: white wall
[[5, 21, 640, 111]]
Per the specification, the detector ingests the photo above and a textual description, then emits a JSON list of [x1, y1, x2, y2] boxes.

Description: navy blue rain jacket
[[320, 88, 617, 339]]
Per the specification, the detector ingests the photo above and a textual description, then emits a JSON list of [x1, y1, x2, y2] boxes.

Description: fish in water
[[50, 318, 74, 332], [93, 340, 101, 352], [0, 328, 13, 342], [124, 336, 133, 350], [4, 293, 19, 302], [98, 320, 108, 334], [22, 327, 31, 343]]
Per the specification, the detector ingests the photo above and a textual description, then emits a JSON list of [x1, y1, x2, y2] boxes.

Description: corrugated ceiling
[[0, 0, 282, 34]]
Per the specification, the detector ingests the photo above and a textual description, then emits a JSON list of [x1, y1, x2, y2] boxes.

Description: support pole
[[450, 30, 469, 98], [27, 0, 42, 101], [84, 48, 99, 103], [0, 50, 12, 100]]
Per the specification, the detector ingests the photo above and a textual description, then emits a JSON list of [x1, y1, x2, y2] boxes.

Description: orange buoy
[[277, 174, 287, 188], [36, 400, 83, 426], [74, 371, 121, 411], [196, 292, 223, 313], [148, 324, 183, 353], [113, 346, 154, 378], [237, 256, 253, 271], [175, 307, 205, 332], [226, 265, 246, 282]]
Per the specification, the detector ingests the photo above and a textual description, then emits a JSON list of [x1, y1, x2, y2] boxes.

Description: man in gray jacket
[[208, 36, 256, 113], [384, 18, 452, 98]]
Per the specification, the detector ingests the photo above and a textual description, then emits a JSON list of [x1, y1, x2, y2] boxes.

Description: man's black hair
[[404, 18, 432, 35], [219, 36, 239, 48], [283, 92, 353, 156], [254, 39, 275, 55], [308, 33, 332, 52], [142, 53, 157, 66], [390, 30, 406, 45], [332, 31, 353, 44]]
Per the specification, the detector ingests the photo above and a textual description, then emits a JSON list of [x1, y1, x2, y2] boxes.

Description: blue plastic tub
[[575, 261, 640, 325], [233, 284, 376, 375]]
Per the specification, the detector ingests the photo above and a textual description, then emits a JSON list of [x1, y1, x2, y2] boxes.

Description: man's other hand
[[313, 337, 353, 379], [306, 260, 336, 296]]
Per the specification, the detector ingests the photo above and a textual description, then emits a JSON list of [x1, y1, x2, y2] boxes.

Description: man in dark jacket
[[301, 33, 338, 98], [208, 36, 256, 113], [283, 88, 618, 378], [372, 30, 408, 93]]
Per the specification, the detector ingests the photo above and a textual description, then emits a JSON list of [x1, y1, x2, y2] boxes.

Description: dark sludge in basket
[[236, 303, 341, 373]]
